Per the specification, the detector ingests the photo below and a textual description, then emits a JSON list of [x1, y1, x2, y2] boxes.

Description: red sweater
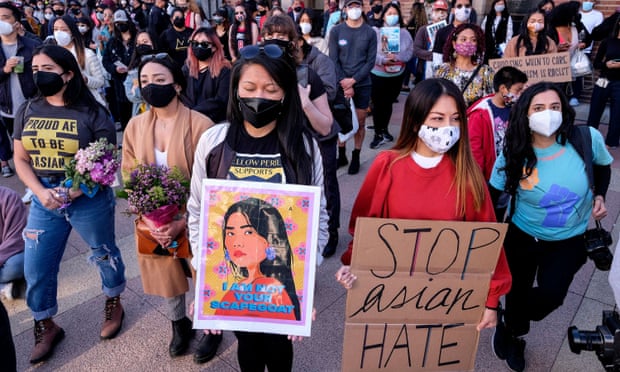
[[340, 151, 511, 308], [467, 94, 497, 180]]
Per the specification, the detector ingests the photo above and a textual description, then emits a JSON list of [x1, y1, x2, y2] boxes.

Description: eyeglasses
[[239, 44, 283, 60], [455, 4, 472, 8], [191, 41, 212, 49], [140, 52, 171, 62]]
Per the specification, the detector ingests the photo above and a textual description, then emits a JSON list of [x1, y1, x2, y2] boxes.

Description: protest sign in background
[[193, 179, 321, 337], [342, 218, 507, 371], [489, 52, 572, 84]]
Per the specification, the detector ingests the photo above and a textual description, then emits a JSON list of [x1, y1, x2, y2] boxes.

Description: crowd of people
[[0, 0, 618, 371]]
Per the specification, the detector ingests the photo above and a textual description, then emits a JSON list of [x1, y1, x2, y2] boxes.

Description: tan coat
[[503, 35, 558, 58], [122, 104, 213, 297]]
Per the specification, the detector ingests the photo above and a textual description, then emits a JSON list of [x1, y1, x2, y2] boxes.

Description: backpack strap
[[568, 125, 594, 191]]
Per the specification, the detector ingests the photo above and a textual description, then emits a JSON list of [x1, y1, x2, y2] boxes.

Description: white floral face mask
[[418, 124, 460, 154]]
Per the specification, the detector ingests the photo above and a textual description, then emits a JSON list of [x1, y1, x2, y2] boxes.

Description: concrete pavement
[[1, 95, 617, 372]]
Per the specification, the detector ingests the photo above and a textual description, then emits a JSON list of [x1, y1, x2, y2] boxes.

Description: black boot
[[348, 149, 360, 175], [322, 231, 338, 258], [169, 317, 194, 357], [194, 332, 223, 364]]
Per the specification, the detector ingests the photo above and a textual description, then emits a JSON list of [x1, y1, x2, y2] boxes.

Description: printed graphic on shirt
[[175, 37, 190, 51], [21, 117, 79, 172], [539, 183, 580, 227], [228, 153, 285, 183]]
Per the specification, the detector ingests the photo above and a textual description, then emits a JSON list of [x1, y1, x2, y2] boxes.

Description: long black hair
[[51, 15, 88, 69], [227, 50, 314, 186], [33, 44, 106, 115], [515, 8, 551, 56], [501, 82, 575, 195], [484, 0, 510, 61], [222, 198, 301, 321], [230, 4, 255, 57]]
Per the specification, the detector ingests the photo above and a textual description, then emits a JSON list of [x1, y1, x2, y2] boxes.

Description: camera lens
[[568, 326, 605, 354]]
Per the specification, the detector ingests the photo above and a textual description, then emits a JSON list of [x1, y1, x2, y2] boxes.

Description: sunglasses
[[455, 3, 471, 8], [191, 41, 212, 49], [140, 52, 171, 62], [239, 44, 283, 60]]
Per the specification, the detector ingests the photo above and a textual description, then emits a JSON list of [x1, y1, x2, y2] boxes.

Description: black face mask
[[293, 6, 301, 12], [238, 97, 283, 129], [372, 4, 382, 13], [116, 23, 129, 32], [258, 9, 266, 15], [34, 71, 65, 96], [191, 45, 212, 61], [263, 38, 290, 53], [54, 9, 64, 16], [136, 44, 154, 55], [70, 7, 80, 15], [142, 83, 177, 108], [173, 17, 185, 28]]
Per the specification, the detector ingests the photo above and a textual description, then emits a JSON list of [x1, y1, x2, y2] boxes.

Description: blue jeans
[[0, 251, 24, 283], [24, 184, 126, 321]]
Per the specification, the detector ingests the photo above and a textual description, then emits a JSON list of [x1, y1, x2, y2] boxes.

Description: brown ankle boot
[[30, 318, 65, 364], [100, 296, 124, 339]]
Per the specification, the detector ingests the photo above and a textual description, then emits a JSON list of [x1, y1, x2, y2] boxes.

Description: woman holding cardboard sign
[[336, 78, 511, 330]]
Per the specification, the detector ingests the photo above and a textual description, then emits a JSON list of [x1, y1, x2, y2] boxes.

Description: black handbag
[[330, 88, 354, 135]]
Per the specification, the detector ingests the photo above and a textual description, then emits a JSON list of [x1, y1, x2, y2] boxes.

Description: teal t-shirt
[[490, 127, 613, 241]]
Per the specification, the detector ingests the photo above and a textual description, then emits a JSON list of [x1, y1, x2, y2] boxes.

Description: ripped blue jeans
[[23, 185, 126, 321]]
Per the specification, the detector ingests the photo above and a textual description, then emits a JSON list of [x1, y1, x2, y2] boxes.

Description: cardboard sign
[[193, 179, 321, 337], [488, 52, 572, 84], [342, 218, 507, 371]]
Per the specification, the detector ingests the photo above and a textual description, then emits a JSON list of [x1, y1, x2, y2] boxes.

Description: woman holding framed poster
[[187, 43, 328, 371]]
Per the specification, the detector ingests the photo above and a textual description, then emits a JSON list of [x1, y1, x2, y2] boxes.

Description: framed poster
[[193, 179, 321, 337]]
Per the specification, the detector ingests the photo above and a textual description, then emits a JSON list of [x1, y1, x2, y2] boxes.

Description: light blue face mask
[[582, 1, 594, 11], [385, 14, 399, 26]]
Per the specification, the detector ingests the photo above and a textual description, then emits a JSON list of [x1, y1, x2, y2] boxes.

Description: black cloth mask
[[263, 38, 290, 53], [116, 23, 129, 32], [34, 71, 65, 96], [372, 4, 382, 13], [141, 83, 177, 108], [135, 44, 154, 55], [191, 45, 213, 61], [238, 97, 283, 129], [173, 17, 185, 28]]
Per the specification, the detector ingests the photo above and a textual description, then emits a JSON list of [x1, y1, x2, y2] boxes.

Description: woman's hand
[[606, 60, 620, 69], [343, 87, 354, 99], [477, 308, 498, 331], [36, 188, 66, 210], [189, 300, 222, 335], [150, 218, 185, 248], [335, 265, 357, 289], [287, 308, 316, 341], [592, 196, 607, 220]]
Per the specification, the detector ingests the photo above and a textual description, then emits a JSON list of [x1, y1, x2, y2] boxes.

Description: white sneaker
[[22, 188, 34, 204], [0, 282, 14, 300], [569, 98, 579, 107]]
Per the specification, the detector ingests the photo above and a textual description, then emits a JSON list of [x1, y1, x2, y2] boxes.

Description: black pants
[[370, 73, 403, 134], [503, 223, 587, 337], [234, 331, 293, 372], [0, 301, 16, 372], [0, 118, 12, 162], [318, 136, 340, 236]]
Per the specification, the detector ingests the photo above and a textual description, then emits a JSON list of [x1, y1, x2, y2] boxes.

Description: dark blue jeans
[[24, 185, 126, 320]]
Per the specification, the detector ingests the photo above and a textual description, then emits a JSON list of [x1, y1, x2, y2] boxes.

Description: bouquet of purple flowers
[[63, 138, 120, 198], [117, 164, 189, 228]]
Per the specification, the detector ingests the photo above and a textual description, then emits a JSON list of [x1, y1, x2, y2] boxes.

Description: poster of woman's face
[[193, 179, 321, 337]]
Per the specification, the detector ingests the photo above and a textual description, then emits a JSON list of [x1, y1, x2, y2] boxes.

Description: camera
[[568, 310, 620, 371], [585, 221, 613, 271]]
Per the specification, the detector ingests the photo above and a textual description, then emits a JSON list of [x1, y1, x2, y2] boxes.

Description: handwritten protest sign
[[193, 179, 321, 337], [342, 218, 507, 371], [489, 52, 572, 84]]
